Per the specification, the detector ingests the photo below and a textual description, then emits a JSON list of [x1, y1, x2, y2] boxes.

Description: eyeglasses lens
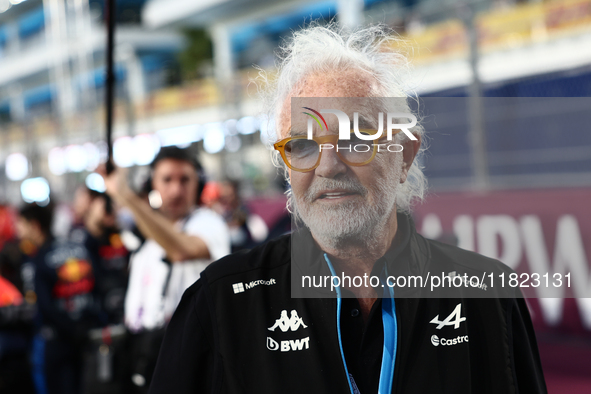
[[284, 139, 320, 170]]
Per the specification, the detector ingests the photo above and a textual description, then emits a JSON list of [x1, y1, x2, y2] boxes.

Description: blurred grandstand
[[1, 0, 591, 392], [1, 0, 590, 204]]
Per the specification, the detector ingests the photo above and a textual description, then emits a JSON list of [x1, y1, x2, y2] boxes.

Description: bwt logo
[[302, 107, 418, 141]]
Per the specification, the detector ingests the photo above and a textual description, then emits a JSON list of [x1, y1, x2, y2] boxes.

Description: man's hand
[[97, 163, 134, 207]]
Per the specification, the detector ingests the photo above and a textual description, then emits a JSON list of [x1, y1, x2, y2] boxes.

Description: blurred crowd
[[0, 146, 287, 394]]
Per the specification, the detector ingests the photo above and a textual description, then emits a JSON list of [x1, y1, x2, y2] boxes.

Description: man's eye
[[286, 140, 317, 156]]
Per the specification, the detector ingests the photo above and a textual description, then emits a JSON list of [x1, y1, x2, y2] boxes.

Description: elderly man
[[149, 25, 546, 394]]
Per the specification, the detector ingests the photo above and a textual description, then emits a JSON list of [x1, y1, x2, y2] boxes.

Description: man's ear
[[399, 134, 421, 184]]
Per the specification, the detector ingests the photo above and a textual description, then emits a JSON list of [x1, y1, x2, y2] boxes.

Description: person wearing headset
[[101, 146, 230, 393]]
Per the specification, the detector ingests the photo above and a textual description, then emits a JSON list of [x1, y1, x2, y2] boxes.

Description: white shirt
[[124, 207, 230, 332]]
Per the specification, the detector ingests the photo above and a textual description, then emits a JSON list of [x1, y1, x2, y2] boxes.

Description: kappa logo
[[268, 310, 308, 332], [232, 278, 276, 294], [430, 303, 466, 330], [266, 310, 310, 352]]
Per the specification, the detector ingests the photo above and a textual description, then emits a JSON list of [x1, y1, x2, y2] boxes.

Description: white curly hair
[[255, 22, 427, 213]]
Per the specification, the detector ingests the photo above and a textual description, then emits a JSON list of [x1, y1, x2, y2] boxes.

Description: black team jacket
[[149, 213, 547, 394]]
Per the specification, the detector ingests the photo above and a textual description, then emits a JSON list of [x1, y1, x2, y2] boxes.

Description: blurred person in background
[[71, 186, 93, 230], [211, 180, 268, 252], [0, 270, 35, 394], [0, 204, 16, 252], [70, 189, 129, 326], [0, 203, 35, 394], [100, 146, 230, 393], [0, 204, 27, 293], [69, 189, 131, 394], [149, 24, 546, 394], [18, 202, 101, 394]]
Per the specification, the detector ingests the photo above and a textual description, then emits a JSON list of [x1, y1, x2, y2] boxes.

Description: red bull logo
[[53, 258, 94, 298]]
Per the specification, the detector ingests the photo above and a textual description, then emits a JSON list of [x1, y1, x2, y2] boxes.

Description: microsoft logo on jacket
[[233, 278, 277, 294]]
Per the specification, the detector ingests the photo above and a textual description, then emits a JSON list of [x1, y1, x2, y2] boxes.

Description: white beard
[[291, 154, 403, 250]]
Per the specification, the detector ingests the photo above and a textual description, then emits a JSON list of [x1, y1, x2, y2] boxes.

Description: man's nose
[[314, 145, 348, 178], [169, 181, 184, 196]]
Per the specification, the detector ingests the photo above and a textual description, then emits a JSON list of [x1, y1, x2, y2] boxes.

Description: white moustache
[[304, 178, 368, 203]]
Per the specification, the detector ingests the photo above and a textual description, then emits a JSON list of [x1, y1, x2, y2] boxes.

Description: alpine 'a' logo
[[268, 310, 308, 332], [430, 303, 466, 330]]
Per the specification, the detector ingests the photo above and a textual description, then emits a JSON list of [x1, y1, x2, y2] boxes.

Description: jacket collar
[[290, 212, 430, 298]]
